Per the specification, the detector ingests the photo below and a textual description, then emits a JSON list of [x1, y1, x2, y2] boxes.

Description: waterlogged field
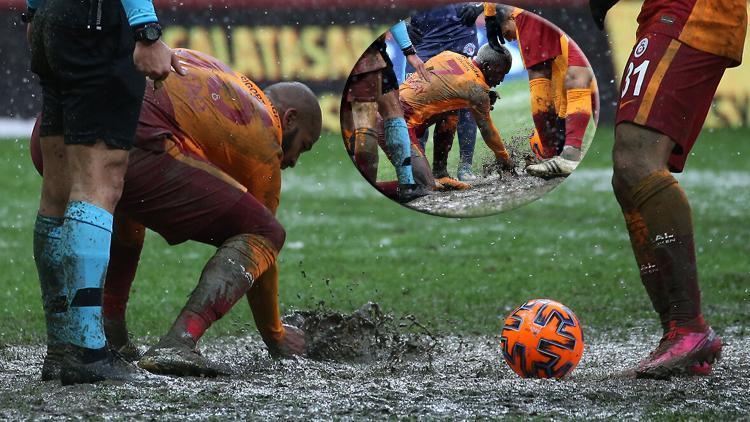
[[0, 127, 749, 419]]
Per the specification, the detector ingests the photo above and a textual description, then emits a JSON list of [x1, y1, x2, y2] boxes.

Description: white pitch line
[[0, 119, 35, 139]]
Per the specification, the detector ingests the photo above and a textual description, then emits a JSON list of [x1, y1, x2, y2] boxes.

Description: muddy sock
[[529, 77, 558, 155], [60, 202, 113, 360], [384, 117, 415, 185], [162, 234, 278, 348], [353, 127, 379, 184], [246, 265, 285, 347], [33, 214, 66, 349], [432, 130, 453, 179], [622, 211, 670, 332], [101, 240, 142, 348], [457, 108, 476, 167], [564, 88, 592, 151], [631, 171, 702, 326]]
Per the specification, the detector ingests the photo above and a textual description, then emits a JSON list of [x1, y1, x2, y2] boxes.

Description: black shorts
[[30, 0, 146, 150], [376, 40, 399, 94]]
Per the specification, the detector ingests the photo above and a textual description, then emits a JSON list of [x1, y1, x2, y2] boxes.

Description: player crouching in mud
[[31, 49, 321, 379], [342, 43, 516, 201]]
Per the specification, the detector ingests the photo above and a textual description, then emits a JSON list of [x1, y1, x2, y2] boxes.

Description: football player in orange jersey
[[398, 43, 515, 188], [491, 4, 596, 178], [31, 49, 322, 377], [591, 0, 746, 378]]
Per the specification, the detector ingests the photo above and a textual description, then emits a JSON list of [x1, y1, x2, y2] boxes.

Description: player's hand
[[133, 40, 187, 82], [406, 54, 431, 83], [484, 15, 505, 51], [589, 0, 620, 30], [495, 154, 515, 173], [488, 90, 499, 110], [270, 324, 306, 358], [458, 3, 484, 26]]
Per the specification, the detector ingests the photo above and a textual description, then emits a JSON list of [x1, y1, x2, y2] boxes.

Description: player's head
[[265, 82, 323, 169], [497, 5, 518, 41], [474, 44, 512, 87]]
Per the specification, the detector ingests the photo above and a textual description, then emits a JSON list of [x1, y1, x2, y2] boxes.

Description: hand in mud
[[495, 156, 516, 175], [271, 324, 306, 358]]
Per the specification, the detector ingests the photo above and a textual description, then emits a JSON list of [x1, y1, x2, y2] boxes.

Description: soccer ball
[[500, 299, 584, 379]]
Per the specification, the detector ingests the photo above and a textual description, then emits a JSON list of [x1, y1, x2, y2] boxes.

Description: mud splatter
[[1, 311, 748, 419], [282, 302, 436, 362], [408, 163, 564, 217]]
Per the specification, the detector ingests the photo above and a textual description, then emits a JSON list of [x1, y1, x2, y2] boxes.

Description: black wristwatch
[[21, 8, 36, 23], [133, 22, 162, 44], [401, 45, 417, 57]]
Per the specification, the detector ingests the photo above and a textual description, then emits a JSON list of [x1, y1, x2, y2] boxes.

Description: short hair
[[475, 44, 512, 70]]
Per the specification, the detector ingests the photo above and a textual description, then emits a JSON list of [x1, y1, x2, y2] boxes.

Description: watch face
[[144, 27, 160, 41]]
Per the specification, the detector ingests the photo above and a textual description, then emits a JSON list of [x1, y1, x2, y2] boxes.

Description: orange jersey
[[484, 2, 496, 16], [637, 0, 747, 64], [137, 49, 283, 212], [399, 51, 509, 161], [399, 51, 492, 127]]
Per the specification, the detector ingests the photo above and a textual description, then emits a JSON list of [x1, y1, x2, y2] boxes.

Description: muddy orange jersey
[[399, 51, 509, 160], [137, 49, 284, 212], [484, 2, 496, 16], [637, 0, 747, 64], [400, 51, 492, 127]]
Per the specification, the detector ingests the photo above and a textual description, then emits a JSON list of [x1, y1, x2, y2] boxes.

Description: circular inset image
[[340, 3, 599, 217]]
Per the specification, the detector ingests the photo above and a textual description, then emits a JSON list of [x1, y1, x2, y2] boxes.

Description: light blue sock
[[33, 214, 66, 347], [60, 201, 113, 350], [384, 117, 416, 185]]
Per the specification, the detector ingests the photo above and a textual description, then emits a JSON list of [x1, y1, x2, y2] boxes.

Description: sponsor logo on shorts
[[463, 43, 476, 57], [634, 38, 648, 58], [660, 15, 676, 25]]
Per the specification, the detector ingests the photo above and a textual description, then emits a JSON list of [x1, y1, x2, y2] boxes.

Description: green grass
[[1, 127, 749, 344]]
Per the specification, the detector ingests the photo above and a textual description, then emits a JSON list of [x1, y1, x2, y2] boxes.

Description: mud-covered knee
[[265, 219, 286, 252]]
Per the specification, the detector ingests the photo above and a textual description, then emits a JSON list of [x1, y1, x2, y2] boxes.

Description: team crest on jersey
[[463, 43, 477, 57], [634, 38, 649, 58]]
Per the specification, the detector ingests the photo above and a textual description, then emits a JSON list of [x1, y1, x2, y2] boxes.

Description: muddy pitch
[[409, 170, 563, 217], [1, 307, 748, 419]]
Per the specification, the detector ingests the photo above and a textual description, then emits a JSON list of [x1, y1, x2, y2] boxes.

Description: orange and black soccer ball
[[500, 299, 584, 379]]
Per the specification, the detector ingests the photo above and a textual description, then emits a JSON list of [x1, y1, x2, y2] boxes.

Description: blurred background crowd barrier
[[0, 0, 747, 137]]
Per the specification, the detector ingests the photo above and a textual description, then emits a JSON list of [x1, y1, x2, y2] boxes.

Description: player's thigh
[[118, 145, 249, 247]]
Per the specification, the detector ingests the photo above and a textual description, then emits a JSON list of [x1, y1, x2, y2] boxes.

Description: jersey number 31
[[621, 60, 650, 98]]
